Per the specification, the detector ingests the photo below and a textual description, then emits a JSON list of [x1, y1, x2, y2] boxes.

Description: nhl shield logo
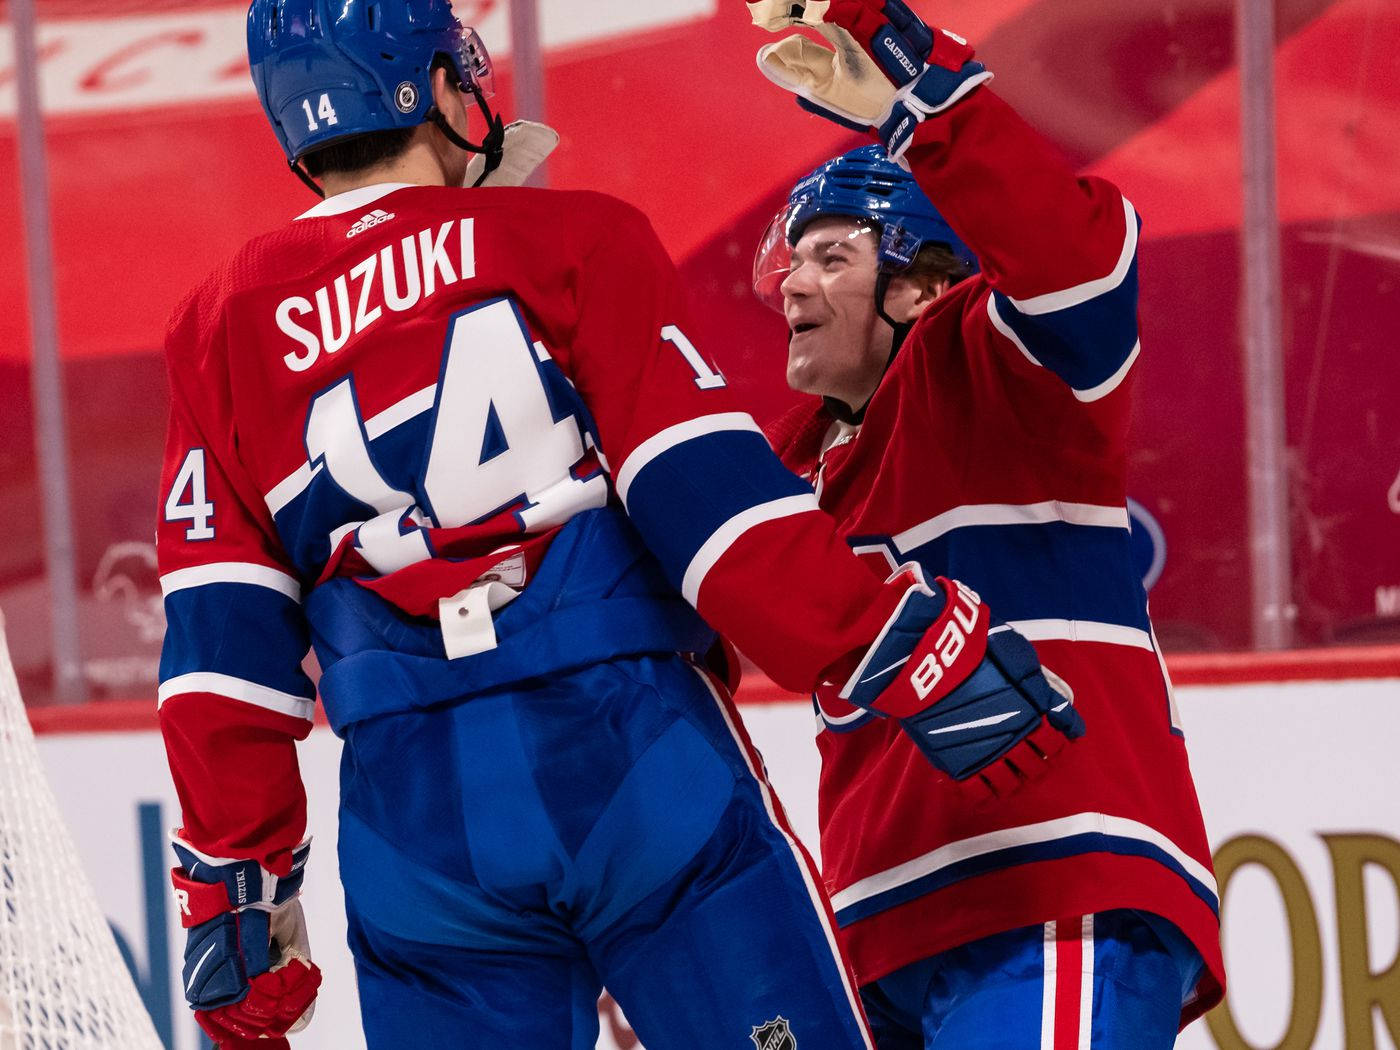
[[394, 81, 420, 114], [750, 1016, 796, 1050]]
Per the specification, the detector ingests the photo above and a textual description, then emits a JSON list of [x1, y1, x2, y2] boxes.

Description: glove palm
[[748, 0, 993, 157], [758, 22, 896, 129]]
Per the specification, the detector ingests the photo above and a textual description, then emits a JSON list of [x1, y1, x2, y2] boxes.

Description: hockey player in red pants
[[748, 1, 1225, 1046]]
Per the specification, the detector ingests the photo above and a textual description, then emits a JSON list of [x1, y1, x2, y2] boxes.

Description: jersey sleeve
[[156, 293, 315, 876], [563, 198, 900, 691], [905, 87, 1142, 403]]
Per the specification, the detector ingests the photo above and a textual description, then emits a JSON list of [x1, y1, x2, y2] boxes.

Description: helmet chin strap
[[290, 159, 324, 198], [821, 269, 912, 426], [430, 85, 506, 187]]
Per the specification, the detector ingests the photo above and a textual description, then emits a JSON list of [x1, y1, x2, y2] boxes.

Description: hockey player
[[747, 0, 1225, 1046], [155, 2, 1087, 1047]]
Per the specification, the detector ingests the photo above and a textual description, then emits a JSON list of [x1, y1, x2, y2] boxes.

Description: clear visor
[[751, 203, 879, 314], [752, 204, 798, 314], [456, 26, 495, 99]]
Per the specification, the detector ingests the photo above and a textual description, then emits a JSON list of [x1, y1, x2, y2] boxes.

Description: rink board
[[30, 664, 1400, 1050]]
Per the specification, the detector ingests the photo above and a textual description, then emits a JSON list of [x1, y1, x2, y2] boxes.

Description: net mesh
[[0, 616, 164, 1050]]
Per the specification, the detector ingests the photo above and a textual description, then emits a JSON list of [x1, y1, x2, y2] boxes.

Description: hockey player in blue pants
[[155, 2, 1084, 1046], [746, 0, 1224, 1045], [338, 655, 854, 1046]]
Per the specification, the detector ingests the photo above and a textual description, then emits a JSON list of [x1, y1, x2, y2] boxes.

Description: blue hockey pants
[[336, 653, 872, 1049], [859, 910, 1204, 1049]]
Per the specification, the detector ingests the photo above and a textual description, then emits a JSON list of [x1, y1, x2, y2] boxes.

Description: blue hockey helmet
[[753, 145, 977, 312], [248, 0, 500, 185]]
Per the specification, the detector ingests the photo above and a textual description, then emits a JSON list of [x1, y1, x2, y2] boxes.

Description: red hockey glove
[[208, 1035, 291, 1050], [822, 567, 1085, 800], [195, 960, 320, 1045], [750, 0, 992, 159]]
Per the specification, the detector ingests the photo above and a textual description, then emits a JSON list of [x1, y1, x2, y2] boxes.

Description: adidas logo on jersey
[[347, 209, 395, 238]]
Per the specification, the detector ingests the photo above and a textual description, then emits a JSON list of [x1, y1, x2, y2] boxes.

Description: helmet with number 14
[[247, 0, 504, 193]]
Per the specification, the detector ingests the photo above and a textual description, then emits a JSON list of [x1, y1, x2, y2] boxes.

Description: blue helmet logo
[[247, 0, 493, 162]]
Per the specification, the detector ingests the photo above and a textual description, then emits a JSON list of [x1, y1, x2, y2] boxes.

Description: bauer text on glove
[[822, 569, 1085, 798]]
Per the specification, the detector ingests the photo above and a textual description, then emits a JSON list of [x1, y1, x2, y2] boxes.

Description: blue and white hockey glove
[[170, 836, 321, 1046], [824, 568, 1084, 799], [749, 0, 993, 160]]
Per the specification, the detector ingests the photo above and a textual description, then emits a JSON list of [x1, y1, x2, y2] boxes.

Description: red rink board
[[26, 646, 1400, 734]]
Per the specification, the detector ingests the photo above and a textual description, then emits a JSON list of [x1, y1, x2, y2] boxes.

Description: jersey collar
[[295, 182, 414, 220]]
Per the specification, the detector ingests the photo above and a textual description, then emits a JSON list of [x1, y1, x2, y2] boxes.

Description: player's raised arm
[[751, 0, 1142, 403], [156, 293, 321, 1045], [563, 195, 1081, 793]]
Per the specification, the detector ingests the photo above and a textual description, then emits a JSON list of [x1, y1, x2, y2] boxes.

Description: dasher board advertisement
[[29, 666, 1400, 1050]]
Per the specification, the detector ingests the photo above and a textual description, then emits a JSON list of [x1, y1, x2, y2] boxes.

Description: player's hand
[[824, 568, 1085, 800], [748, 0, 993, 159], [210, 1036, 291, 1050], [170, 837, 322, 1045]]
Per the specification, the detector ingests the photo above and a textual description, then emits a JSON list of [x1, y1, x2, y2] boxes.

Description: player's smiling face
[[780, 217, 895, 409]]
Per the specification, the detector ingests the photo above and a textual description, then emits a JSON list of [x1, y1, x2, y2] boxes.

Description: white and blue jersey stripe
[[616, 413, 822, 605], [158, 561, 316, 721], [985, 198, 1143, 403], [850, 499, 1151, 641], [829, 813, 1219, 928]]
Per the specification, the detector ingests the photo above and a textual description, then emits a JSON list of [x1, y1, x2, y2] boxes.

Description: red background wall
[[2, 0, 1397, 699]]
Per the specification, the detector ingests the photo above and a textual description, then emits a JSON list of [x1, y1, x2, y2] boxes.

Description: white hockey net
[[0, 616, 164, 1050]]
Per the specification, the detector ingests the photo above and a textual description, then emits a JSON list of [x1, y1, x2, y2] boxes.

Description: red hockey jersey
[[156, 183, 909, 875], [768, 90, 1224, 1023]]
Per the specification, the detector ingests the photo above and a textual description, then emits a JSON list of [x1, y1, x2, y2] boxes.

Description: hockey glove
[[462, 119, 559, 188], [170, 836, 321, 1046], [826, 568, 1084, 799], [749, 0, 993, 160]]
